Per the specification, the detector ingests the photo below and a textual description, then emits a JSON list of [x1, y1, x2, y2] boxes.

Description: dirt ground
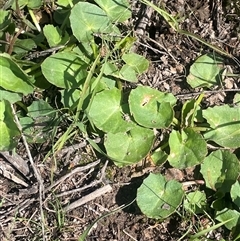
[[0, 0, 240, 240]]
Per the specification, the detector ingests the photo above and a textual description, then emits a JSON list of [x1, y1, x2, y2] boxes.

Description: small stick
[[0, 165, 29, 187], [44, 159, 100, 193], [11, 104, 46, 241], [64, 184, 112, 212], [182, 180, 205, 190], [135, 3, 153, 36], [55, 160, 108, 197]]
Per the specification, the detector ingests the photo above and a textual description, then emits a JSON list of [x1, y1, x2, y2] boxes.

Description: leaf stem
[[74, 54, 101, 121], [28, 7, 41, 32]]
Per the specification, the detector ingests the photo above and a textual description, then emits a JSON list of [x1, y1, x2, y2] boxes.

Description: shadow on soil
[[115, 176, 146, 214]]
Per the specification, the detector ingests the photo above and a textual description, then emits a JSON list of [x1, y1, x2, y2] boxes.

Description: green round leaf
[[0, 88, 22, 103], [168, 128, 207, 169], [187, 54, 223, 88], [203, 105, 240, 148], [20, 100, 56, 144], [105, 126, 155, 166], [233, 93, 240, 106], [129, 86, 176, 128], [0, 10, 12, 31], [119, 64, 137, 82], [0, 100, 20, 151], [200, 150, 240, 193], [41, 52, 88, 88], [43, 25, 62, 47], [15, 0, 42, 9], [103, 62, 119, 77], [13, 39, 36, 55], [27, 0, 42, 9], [151, 148, 168, 166], [122, 53, 149, 74], [55, 0, 70, 7], [28, 100, 55, 119], [137, 173, 184, 219], [60, 89, 81, 109], [88, 88, 135, 133], [231, 181, 240, 208], [94, 0, 131, 22], [70, 2, 115, 42], [0, 54, 34, 95], [216, 208, 240, 230]]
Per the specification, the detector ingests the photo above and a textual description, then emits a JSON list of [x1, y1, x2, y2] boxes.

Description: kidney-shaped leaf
[[0, 10, 11, 31], [151, 148, 168, 166], [0, 100, 20, 151], [137, 173, 184, 219], [60, 89, 81, 109], [119, 64, 138, 82], [26, 0, 42, 9], [0, 88, 22, 103], [41, 52, 88, 89], [0, 54, 34, 95], [105, 126, 155, 166], [203, 105, 240, 148], [43, 25, 62, 47], [94, 0, 131, 22], [88, 88, 135, 133], [200, 150, 240, 193], [168, 128, 207, 169], [122, 53, 149, 74], [129, 86, 176, 128], [216, 208, 240, 230], [231, 181, 240, 208], [28, 99, 55, 119], [70, 2, 115, 43], [20, 100, 56, 144], [233, 93, 240, 106], [187, 54, 223, 88]]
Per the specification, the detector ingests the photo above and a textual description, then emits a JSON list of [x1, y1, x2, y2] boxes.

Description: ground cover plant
[[0, 0, 240, 240]]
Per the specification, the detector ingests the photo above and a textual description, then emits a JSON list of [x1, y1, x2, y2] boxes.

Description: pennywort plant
[[0, 0, 240, 238], [135, 53, 240, 238]]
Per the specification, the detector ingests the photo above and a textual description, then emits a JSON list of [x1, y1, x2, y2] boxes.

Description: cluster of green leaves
[[0, 0, 240, 239], [136, 54, 240, 239], [0, 0, 141, 147]]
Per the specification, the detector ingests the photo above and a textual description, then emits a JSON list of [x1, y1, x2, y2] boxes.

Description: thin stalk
[[78, 199, 136, 241], [192, 126, 211, 132], [74, 54, 101, 121], [45, 54, 101, 158], [52, 129, 77, 157], [189, 218, 234, 240], [28, 8, 41, 32], [140, 0, 240, 67], [24, 63, 41, 74], [139, 0, 179, 31], [179, 29, 234, 59]]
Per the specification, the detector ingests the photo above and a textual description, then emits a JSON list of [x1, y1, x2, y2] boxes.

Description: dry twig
[[11, 104, 46, 241]]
